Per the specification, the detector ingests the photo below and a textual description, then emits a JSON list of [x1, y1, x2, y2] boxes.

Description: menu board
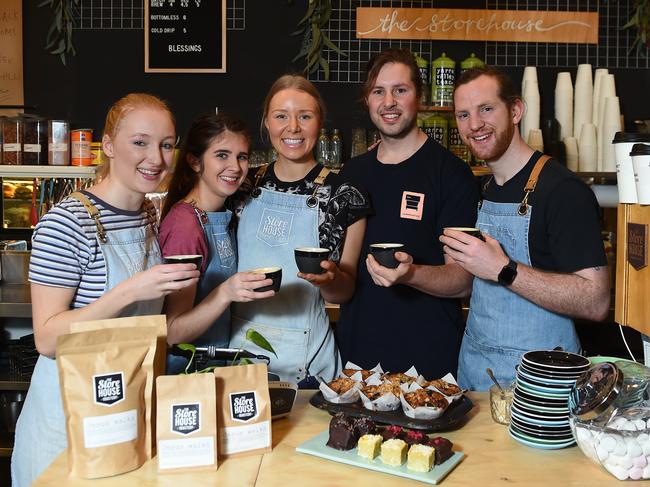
[[145, 0, 225, 73], [0, 0, 23, 116]]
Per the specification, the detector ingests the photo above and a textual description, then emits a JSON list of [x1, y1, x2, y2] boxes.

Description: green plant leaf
[[245, 329, 277, 357], [319, 56, 330, 80], [239, 358, 253, 365], [323, 34, 346, 56], [297, 0, 318, 26], [177, 343, 196, 353], [197, 365, 218, 373]]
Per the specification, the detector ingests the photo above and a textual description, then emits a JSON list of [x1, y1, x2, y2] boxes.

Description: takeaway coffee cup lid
[[613, 132, 650, 144], [630, 143, 650, 157]]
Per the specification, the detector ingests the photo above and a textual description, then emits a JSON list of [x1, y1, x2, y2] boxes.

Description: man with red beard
[[336, 48, 479, 380], [442, 66, 610, 391]]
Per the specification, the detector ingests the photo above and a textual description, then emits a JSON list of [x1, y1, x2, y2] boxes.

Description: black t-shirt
[[483, 151, 606, 272], [231, 163, 371, 262], [336, 138, 480, 379]]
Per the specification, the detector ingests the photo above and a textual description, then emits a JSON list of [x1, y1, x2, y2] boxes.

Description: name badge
[[400, 191, 425, 221]]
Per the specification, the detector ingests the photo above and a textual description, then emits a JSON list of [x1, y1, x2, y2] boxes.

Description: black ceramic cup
[[251, 267, 282, 292], [369, 243, 404, 269], [163, 254, 203, 270], [445, 227, 485, 241], [294, 247, 330, 274]]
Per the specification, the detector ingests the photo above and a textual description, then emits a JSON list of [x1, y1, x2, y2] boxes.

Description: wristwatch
[[497, 259, 518, 286]]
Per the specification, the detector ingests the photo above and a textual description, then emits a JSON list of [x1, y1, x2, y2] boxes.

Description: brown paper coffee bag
[[56, 326, 157, 479], [156, 373, 218, 473], [69, 314, 167, 459], [213, 363, 272, 458]]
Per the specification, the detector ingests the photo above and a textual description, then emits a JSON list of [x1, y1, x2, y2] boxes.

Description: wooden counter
[[33, 391, 615, 486]]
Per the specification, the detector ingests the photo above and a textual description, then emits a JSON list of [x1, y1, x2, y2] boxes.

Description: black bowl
[[251, 267, 282, 292], [294, 247, 330, 274], [164, 254, 203, 270], [522, 350, 590, 371], [445, 227, 485, 241], [369, 243, 404, 269]]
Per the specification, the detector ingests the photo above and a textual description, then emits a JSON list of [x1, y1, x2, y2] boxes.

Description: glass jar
[[22, 117, 48, 166], [489, 382, 514, 425], [48, 120, 70, 166], [569, 361, 650, 480], [3, 117, 22, 165]]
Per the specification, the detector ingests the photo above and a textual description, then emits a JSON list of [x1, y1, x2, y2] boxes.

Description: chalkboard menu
[[145, 0, 225, 73]]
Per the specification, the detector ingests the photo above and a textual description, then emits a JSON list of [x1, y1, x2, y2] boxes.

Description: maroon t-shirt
[[159, 202, 209, 273]]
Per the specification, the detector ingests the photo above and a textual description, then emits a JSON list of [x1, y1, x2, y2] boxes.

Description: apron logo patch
[[172, 403, 200, 435], [229, 391, 258, 422], [93, 372, 124, 407], [215, 235, 235, 261], [256, 209, 293, 247], [400, 191, 425, 220]]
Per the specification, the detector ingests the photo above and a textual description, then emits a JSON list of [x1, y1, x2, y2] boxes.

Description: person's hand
[[439, 229, 509, 281], [366, 251, 412, 287], [298, 260, 338, 287], [222, 272, 275, 302], [128, 263, 199, 301]]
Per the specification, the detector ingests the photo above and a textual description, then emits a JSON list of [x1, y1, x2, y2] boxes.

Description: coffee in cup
[[250, 267, 282, 292], [163, 254, 203, 270], [369, 243, 404, 269], [445, 227, 485, 241], [294, 247, 330, 274]]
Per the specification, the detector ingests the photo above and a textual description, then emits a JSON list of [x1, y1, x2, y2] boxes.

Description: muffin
[[343, 368, 374, 381], [424, 379, 462, 396], [381, 372, 416, 385], [403, 388, 448, 410], [361, 381, 401, 401], [327, 377, 356, 395]]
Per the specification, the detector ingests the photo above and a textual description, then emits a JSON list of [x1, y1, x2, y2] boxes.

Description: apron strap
[[142, 197, 159, 235], [253, 164, 270, 188], [518, 154, 551, 216], [307, 167, 333, 208], [68, 191, 107, 243]]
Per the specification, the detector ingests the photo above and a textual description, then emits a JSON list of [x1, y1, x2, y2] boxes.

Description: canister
[[431, 52, 455, 107], [414, 53, 429, 105], [22, 117, 48, 166], [423, 113, 448, 148], [48, 120, 70, 166], [70, 128, 93, 166], [460, 53, 485, 76], [449, 117, 471, 163], [2, 117, 22, 165], [90, 141, 103, 166]]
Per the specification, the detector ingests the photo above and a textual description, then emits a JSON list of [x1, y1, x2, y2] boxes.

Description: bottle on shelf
[[414, 53, 430, 105], [317, 128, 330, 166], [449, 117, 471, 164], [423, 113, 448, 149], [330, 128, 342, 168], [431, 52, 456, 108], [460, 53, 485, 76]]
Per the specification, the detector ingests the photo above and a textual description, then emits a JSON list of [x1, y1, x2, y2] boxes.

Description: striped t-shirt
[[29, 191, 153, 309]]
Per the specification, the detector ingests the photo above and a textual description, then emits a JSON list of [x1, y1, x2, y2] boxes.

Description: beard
[[467, 122, 515, 162]]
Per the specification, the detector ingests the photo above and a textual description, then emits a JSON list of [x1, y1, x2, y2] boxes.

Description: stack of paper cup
[[528, 129, 544, 152], [632, 143, 650, 205], [555, 72, 573, 141], [614, 133, 650, 203], [564, 137, 579, 172], [601, 97, 622, 172], [521, 67, 539, 141], [597, 74, 617, 171], [578, 123, 598, 171], [574, 64, 593, 140], [592, 68, 608, 127]]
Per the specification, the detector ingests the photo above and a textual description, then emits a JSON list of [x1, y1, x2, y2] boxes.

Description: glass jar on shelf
[[3, 117, 23, 165]]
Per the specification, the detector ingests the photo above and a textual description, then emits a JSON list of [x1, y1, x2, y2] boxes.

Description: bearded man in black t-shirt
[[337, 48, 479, 380], [441, 66, 610, 391]]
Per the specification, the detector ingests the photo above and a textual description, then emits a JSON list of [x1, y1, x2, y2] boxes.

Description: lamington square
[[407, 444, 435, 472], [380, 438, 407, 466], [357, 434, 383, 460]]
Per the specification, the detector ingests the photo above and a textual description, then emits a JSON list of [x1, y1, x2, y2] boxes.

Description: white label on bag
[[219, 420, 270, 454], [49, 142, 68, 152], [83, 409, 137, 448], [3, 143, 20, 152], [23, 144, 41, 152], [158, 436, 215, 469]]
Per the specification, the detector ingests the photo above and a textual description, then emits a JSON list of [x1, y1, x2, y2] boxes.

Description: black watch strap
[[498, 259, 518, 286]]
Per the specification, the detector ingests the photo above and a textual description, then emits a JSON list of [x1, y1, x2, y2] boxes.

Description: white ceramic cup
[[632, 144, 650, 205], [613, 134, 650, 203]]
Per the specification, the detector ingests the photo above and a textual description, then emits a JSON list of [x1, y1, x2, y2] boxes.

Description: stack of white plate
[[509, 350, 590, 450]]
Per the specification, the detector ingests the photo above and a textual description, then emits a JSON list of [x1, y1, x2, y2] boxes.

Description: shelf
[[418, 105, 453, 112], [471, 166, 491, 177], [0, 165, 97, 179]]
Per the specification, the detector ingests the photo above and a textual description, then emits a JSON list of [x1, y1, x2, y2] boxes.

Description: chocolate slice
[[326, 413, 358, 451]]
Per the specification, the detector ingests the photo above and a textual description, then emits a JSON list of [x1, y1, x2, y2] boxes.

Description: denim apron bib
[[11, 193, 163, 487], [458, 157, 579, 391], [231, 165, 340, 384], [166, 205, 237, 374]]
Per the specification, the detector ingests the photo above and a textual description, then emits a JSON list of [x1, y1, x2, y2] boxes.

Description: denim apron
[[458, 157, 580, 391], [11, 193, 163, 487], [231, 165, 340, 384], [166, 205, 237, 374]]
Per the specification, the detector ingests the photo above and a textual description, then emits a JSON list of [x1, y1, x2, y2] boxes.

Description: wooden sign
[[356, 8, 599, 44], [145, 0, 226, 73], [0, 0, 23, 116], [628, 222, 648, 271]]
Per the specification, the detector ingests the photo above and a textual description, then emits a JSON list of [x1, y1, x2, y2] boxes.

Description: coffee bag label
[[172, 403, 200, 435], [93, 372, 124, 406], [229, 391, 258, 423]]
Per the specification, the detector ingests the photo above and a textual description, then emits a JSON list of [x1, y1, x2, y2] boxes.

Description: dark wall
[[22, 1, 650, 151]]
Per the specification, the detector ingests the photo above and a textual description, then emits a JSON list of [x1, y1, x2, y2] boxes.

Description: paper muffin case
[[340, 361, 384, 382], [399, 382, 450, 420], [425, 373, 464, 403], [358, 374, 401, 411], [317, 376, 361, 404]]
